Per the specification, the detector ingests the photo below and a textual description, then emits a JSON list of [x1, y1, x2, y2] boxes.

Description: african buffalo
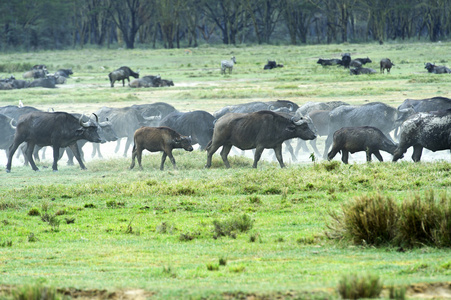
[[0, 114, 16, 154], [323, 102, 414, 159], [264, 60, 283, 70], [129, 75, 161, 88], [424, 62, 451, 74], [317, 58, 342, 66], [159, 110, 215, 150], [6, 111, 103, 172], [295, 110, 330, 156], [350, 67, 377, 75], [296, 101, 350, 116], [328, 126, 398, 164], [392, 109, 451, 162], [93, 106, 160, 157], [205, 110, 316, 169], [380, 58, 394, 73], [354, 57, 372, 65], [130, 126, 193, 170], [214, 100, 299, 119], [397, 97, 451, 113], [341, 53, 351, 68], [109, 66, 139, 87], [55, 68, 73, 78]]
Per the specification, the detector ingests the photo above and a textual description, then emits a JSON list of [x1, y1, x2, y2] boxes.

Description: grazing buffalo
[[380, 58, 394, 73], [350, 67, 377, 75], [109, 66, 139, 87], [424, 62, 451, 74], [0, 114, 16, 154], [328, 126, 398, 164], [392, 109, 451, 162], [6, 111, 103, 172], [397, 96, 451, 113], [205, 111, 316, 169], [130, 126, 193, 170], [323, 102, 414, 159], [317, 58, 342, 66], [159, 110, 215, 150]]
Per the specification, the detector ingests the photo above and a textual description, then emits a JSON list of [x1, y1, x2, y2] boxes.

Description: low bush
[[212, 214, 254, 239], [337, 273, 382, 299]]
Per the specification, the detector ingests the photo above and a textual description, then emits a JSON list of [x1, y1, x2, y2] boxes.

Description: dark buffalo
[[323, 102, 413, 159], [55, 68, 73, 78], [397, 97, 451, 113], [129, 75, 161, 88], [328, 126, 398, 164], [205, 110, 316, 168], [27, 77, 56, 88], [93, 106, 160, 157], [0, 114, 16, 154], [380, 58, 394, 73], [317, 58, 342, 66], [350, 60, 362, 68], [130, 126, 193, 170], [424, 62, 451, 74], [350, 67, 377, 75], [159, 79, 174, 87], [109, 66, 139, 87], [6, 111, 103, 172], [393, 109, 451, 162], [64, 114, 118, 165], [159, 110, 215, 150], [341, 53, 351, 68], [354, 57, 372, 65], [264, 60, 283, 70]]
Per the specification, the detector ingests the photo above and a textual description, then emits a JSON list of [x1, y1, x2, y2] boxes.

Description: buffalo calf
[[130, 126, 193, 171], [328, 126, 397, 164]]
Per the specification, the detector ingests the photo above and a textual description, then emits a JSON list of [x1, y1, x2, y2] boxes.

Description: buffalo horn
[[9, 119, 16, 129], [293, 118, 306, 125], [79, 114, 90, 128]]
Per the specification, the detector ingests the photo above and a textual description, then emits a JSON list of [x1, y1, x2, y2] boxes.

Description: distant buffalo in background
[[424, 62, 451, 74]]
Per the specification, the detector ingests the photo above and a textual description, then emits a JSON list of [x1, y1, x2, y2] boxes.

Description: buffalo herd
[[2, 95, 451, 172]]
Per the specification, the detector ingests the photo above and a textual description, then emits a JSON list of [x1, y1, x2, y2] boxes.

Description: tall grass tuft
[[396, 191, 451, 247], [13, 284, 60, 300], [327, 193, 398, 246], [212, 214, 254, 239], [337, 274, 382, 299]]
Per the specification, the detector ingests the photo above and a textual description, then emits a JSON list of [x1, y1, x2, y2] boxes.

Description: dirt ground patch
[[1, 282, 450, 299]]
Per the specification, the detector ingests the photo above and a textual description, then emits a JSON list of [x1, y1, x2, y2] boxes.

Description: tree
[[106, 0, 153, 49], [246, 0, 282, 44]]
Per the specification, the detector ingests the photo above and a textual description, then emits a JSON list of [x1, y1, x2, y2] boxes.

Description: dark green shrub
[[219, 257, 227, 266], [337, 274, 382, 299], [212, 214, 254, 239], [28, 208, 40, 216], [327, 194, 398, 246], [206, 263, 219, 271], [388, 285, 406, 300], [396, 191, 451, 247]]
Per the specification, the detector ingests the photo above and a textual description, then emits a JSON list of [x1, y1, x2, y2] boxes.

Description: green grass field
[[0, 42, 451, 299]]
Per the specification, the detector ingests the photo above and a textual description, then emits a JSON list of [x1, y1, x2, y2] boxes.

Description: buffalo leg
[[373, 150, 384, 162], [220, 145, 232, 168], [309, 139, 322, 157], [412, 145, 423, 162], [205, 143, 222, 168], [252, 147, 265, 168], [129, 145, 138, 170], [327, 146, 339, 161], [323, 134, 333, 159], [365, 149, 372, 162], [6, 138, 26, 172], [283, 140, 297, 162], [295, 139, 310, 154], [274, 144, 285, 168], [167, 151, 177, 170], [69, 144, 86, 170], [115, 139, 121, 153], [26, 142, 39, 171], [160, 152, 167, 170], [341, 150, 349, 164], [123, 137, 133, 157]]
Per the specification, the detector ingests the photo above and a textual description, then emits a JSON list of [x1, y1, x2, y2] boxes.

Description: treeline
[[0, 0, 450, 50]]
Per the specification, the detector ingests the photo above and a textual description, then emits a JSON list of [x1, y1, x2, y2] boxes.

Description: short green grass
[[1, 42, 451, 299]]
